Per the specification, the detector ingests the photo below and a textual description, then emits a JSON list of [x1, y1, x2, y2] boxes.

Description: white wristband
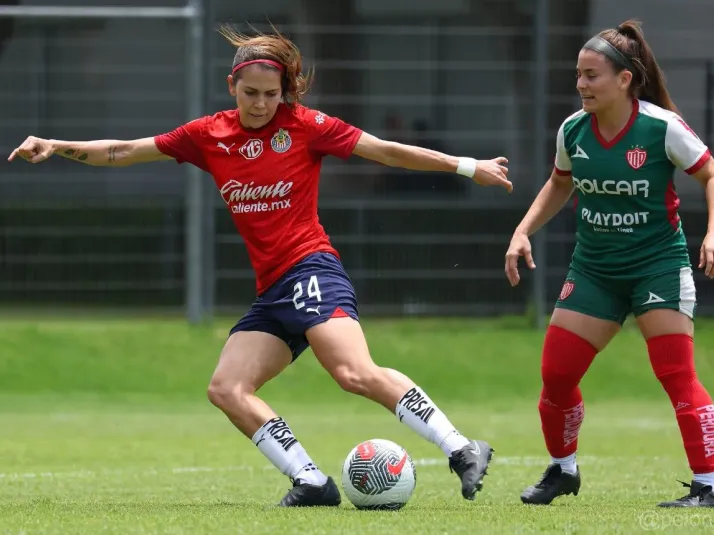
[[456, 157, 479, 178]]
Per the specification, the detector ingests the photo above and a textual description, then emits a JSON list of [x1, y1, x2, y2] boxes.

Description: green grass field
[[2, 316, 714, 534]]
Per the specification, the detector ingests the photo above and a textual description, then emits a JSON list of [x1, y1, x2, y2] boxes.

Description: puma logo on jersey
[[217, 142, 235, 155], [572, 144, 589, 159], [305, 306, 321, 315], [642, 292, 665, 305]]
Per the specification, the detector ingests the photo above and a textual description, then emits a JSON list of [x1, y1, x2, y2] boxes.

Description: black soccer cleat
[[657, 480, 714, 508], [448, 439, 494, 500], [520, 463, 581, 505], [278, 476, 342, 507]]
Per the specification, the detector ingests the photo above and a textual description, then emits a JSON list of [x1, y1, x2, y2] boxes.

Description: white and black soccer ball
[[341, 438, 416, 510]]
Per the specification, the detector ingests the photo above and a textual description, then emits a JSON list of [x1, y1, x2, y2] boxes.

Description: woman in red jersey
[[9, 26, 512, 507]]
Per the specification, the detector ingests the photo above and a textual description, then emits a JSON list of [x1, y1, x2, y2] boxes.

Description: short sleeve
[[154, 116, 210, 173], [302, 108, 363, 160], [665, 116, 711, 174], [553, 120, 572, 176]]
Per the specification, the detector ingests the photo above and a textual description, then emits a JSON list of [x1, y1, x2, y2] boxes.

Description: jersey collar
[[236, 103, 285, 134], [590, 98, 639, 149]]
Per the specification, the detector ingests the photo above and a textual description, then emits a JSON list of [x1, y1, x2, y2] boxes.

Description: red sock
[[648, 334, 714, 474], [538, 326, 598, 458]]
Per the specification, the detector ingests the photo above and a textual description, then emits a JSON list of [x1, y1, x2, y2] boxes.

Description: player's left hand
[[473, 157, 513, 193], [699, 233, 714, 278]]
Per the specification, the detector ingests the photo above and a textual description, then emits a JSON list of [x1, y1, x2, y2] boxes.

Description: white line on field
[[0, 455, 660, 481]]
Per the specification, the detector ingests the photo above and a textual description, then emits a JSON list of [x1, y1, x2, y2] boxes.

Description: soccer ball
[[341, 438, 416, 510]]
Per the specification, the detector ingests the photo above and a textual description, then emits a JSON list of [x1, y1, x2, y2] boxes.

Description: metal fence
[[2, 0, 714, 325]]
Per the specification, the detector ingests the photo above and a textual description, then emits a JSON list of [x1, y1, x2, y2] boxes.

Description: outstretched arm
[[8, 136, 172, 167], [351, 132, 512, 192]]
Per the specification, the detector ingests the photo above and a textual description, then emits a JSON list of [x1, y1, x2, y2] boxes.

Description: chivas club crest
[[271, 128, 292, 153], [559, 281, 575, 301], [626, 147, 647, 170]]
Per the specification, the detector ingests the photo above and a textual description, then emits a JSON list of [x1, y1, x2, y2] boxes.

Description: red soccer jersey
[[154, 103, 363, 294]]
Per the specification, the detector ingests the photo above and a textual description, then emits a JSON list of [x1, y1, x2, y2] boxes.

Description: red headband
[[231, 59, 285, 76]]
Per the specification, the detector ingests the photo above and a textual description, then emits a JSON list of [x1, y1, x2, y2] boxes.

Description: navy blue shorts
[[229, 252, 360, 361]]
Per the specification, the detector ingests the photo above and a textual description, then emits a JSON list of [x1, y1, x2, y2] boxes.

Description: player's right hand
[[473, 157, 513, 193], [505, 231, 536, 287], [8, 136, 55, 163]]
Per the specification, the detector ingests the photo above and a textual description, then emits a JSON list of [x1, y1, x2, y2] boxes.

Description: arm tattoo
[[108, 146, 116, 163], [63, 148, 89, 162]]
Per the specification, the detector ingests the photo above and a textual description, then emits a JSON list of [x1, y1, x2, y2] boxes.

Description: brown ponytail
[[218, 23, 313, 107], [596, 20, 678, 113]]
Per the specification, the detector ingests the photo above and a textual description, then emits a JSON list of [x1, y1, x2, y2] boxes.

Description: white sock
[[395, 386, 470, 456], [693, 471, 714, 488], [251, 416, 328, 486], [552, 453, 577, 475]]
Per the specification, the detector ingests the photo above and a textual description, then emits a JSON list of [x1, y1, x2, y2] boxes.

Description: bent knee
[[332, 364, 383, 396], [207, 375, 253, 409], [541, 370, 584, 394]]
